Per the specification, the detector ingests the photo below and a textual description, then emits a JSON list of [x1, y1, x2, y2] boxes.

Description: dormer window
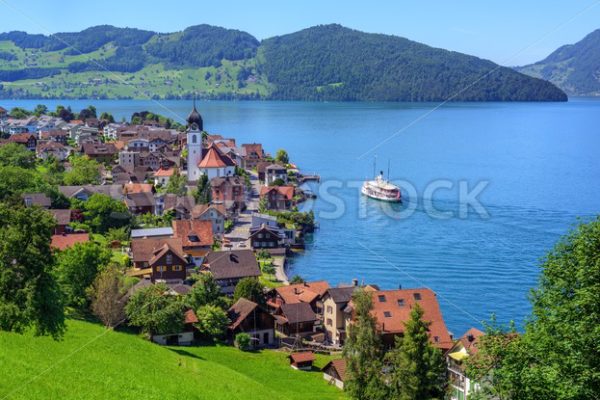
[[413, 293, 421, 301], [397, 299, 405, 307], [383, 311, 392, 318], [378, 295, 386, 303]]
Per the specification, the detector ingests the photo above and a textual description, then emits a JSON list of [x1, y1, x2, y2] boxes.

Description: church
[[186, 102, 236, 182]]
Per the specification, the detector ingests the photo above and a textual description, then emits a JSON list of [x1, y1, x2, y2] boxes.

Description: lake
[[2, 98, 599, 336]]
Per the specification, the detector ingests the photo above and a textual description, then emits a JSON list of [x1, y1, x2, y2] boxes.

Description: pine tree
[[343, 289, 386, 400], [386, 303, 447, 400]]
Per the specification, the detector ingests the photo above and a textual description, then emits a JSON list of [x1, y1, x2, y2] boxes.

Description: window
[[397, 299, 405, 307], [327, 306, 333, 314], [383, 311, 392, 318], [434, 336, 439, 343], [378, 295, 386, 303], [156, 266, 164, 272], [326, 318, 333, 326], [192, 135, 197, 144], [173, 265, 182, 272], [413, 293, 422, 301], [166, 254, 173, 265]]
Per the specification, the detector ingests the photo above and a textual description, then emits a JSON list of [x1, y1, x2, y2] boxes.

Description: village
[[0, 103, 481, 400]]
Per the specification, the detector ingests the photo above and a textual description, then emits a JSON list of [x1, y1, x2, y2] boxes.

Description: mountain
[[516, 29, 600, 96], [0, 24, 566, 101]]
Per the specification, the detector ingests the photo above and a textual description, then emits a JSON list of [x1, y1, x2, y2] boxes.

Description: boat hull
[[361, 184, 402, 202]]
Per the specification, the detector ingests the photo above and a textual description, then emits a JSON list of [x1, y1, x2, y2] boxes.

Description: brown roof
[[369, 288, 453, 349], [242, 143, 263, 157], [130, 237, 184, 263], [37, 141, 67, 152], [163, 194, 195, 213], [228, 297, 259, 330], [203, 250, 260, 280], [210, 175, 244, 189], [198, 144, 236, 168], [172, 220, 213, 248], [8, 133, 35, 144], [125, 192, 156, 208], [49, 209, 72, 225], [51, 233, 89, 250], [280, 302, 317, 324], [82, 142, 117, 156], [325, 287, 357, 304], [275, 281, 330, 305], [289, 352, 315, 363], [148, 242, 188, 266], [259, 186, 294, 200], [191, 203, 226, 219], [459, 327, 485, 356], [154, 167, 174, 177], [323, 359, 347, 381], [22, 193, 51, 208]]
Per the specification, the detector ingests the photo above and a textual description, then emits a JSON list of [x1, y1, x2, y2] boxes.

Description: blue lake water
[[3, 98, 599, 336]]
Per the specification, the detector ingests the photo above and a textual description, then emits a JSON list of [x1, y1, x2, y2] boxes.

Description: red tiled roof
[[198, 144, 236, 168], [8, 133, 35, 143], [130, 237, 184, 263], [276, 281, 330, 305], [154, 167, 174, 177], [123, 183, 154, 194], [51, 233, 89, 250], [172, 220, 213, 248], [323, 359, 347, 381], [259, 186, 295, 200], [458, 327, 485, 355], [185, 309, 199, 324], [228, 297, 259, 330], [368, 288, 453, 350], [290, 352, 315, 363]]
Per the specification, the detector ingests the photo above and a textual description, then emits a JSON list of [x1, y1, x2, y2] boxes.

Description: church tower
[[186, 100, 204, 182]]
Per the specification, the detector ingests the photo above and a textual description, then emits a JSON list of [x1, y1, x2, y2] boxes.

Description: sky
[[0, 0, 599, 66]]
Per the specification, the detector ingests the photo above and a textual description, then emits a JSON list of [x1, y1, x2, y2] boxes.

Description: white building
[[186, 103, 204, 182]]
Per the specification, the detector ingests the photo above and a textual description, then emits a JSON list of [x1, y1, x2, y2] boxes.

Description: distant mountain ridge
[[0, 24, 566, 101], [516, 29, 600, 96]]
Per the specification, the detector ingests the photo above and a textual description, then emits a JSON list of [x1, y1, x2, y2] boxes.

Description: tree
[[89, 266, 126, 328], [63, 155, 101, 185], [78, 105, 97, 120], [194, 174, 211, 204], [0, 143, 36, 168], [289, 275, 305, 284], [468, 217, 600, 400], [258, 197, 268, 213], [195, 305, 229, 338], [385, 303, 447, 400], [233, 278, 265, 306], [343, 289, 385, 400], [126, 283, 185, 336], [54, 242, 112, 308], [55, 105, 74, 122], [269, 178, 285, 186], [9, 107, 30, 119], [80, 193, 131, 233], [275, 149, 289, 164], [186, 273, 227, 309], [0, 204, 65, 338], [33, 104, 48, 117], [99, 111, 115, 123], [235, 332, 252, 351], [164, 170, 187, 196]]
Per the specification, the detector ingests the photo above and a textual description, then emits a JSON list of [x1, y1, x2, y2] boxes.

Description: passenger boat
[[361, 159, 401, 202]]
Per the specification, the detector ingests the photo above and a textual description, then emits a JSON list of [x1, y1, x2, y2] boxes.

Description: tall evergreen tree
[[385, 303, 447, 400], [343, 289, 386, 400]]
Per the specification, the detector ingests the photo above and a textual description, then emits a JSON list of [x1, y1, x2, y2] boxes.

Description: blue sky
[[1, 0, 599, 65]]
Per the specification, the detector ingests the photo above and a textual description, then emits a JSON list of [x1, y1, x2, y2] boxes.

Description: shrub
[[235, 332, 252, 351]]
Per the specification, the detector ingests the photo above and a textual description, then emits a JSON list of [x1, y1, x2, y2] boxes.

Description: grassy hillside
[[0, 320, 346, 400], [0, 24, 566, 101], [516, 29, 600, 96]]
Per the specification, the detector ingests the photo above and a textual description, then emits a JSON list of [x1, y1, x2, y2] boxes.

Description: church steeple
[[186, 98, 203, 131]]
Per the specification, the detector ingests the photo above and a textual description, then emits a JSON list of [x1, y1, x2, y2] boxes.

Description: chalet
[[322, 359, 347, 389], [153, 167, 175, 186], [265, 164, 287, 185], [241, 143, 264, 170], [152, 309, 198, 346], [50, 233, 89, 251], [275, 302, 318, 338], [259, 186, 295, 211], [158, 194, 196, 219], [21, 193, 51, 208], [81, 142, 117, 163], [37, 141, 70, 161], [211, 175, 246, 212], [58, 185, 124, 201], [49, 209, 73, 234], [171, 219, 213, 266], [227, 297, 276, 347], [267, 280, 330, 315], [202, 250, 261, 295], [191, 204, 226, 236], [251, 213, 297, 246], [198, 144, 236, 179], [249, 224, 285, 249], [447, 328, 485, 400], [124, 192, 156, 215], [289, 352, 315, 371], [8, 133, 37, 151], [130, 238, 189, 283], [42, 130, 69, 144]]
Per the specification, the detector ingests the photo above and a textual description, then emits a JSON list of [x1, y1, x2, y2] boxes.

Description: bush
[[235, 332, 252, 351]]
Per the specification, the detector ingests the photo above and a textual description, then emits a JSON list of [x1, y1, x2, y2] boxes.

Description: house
[[241, 143, 264, 170], [256, 161, 271, 182], [197, 144, 236, 180], [267, 280, 330, 315], [202, 250, 261, 295], [447, 328, 485, 400], [81, 142, 117, 163], [171, 219, 213, 266], [0, 106, 7, 120], [49, 209, 73, 234], [158, 194, 196, 219], [118, 150, 139, 169], [50, 233, 89, 251], [124, 192, 156, 215], [227, 297, 276, 347], [259, 186, 295, 210], [275, 302, 318, 338], [8, 133, 37, 151], [322, 359, 347, 389], [251, 213, 297, 246], [211, 175, 246, 212], [130, 227, 174, 239], [130, 237, 189, 283], [154, 167, 175, 186], [21, 193, 51, 208], [265, 164, 287, 185], [191, 204, 226, 236], [322, 286, 358, 345], [289, 351, 315, 371], [58, 185, 124, 201], [249, 224, 285, 249], [42, 130, 69, 144], [36, 141, 70, 161], [152, 309, 198, 346]]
